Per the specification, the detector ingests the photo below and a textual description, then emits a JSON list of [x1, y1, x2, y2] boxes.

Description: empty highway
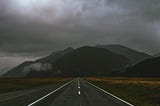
[[0, 78, 134, 106]]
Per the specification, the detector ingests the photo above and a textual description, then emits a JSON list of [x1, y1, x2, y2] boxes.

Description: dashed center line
[[78, 80, 80, 89], [78, 79, 82, 106], [78, 80, 81, 95], [78, 91, 81, 95]]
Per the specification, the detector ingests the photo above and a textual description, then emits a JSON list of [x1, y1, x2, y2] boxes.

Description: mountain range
[[3, 44, 153, 77]]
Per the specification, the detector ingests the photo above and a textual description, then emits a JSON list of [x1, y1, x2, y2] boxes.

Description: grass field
[[86, 77, 160, 106], [0, 77, 72, 93]]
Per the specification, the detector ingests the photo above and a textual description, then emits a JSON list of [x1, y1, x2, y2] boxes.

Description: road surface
[[0, 78, 134, 106]]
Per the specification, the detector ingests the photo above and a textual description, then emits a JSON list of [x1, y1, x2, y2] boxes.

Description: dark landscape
[[0, 0, 160, 106], [0, 44, 160, 106], [3, 45, 155, 77]]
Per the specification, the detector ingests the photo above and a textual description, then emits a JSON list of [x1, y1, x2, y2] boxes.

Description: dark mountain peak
[[62, 47, 74, 54], [70, 46, 117, 57], [76, 46, 110, 52], [78, 46, 92, 48], [96, 44, 143, 53], [35, 47, 74, 63], [49, 47, 74, 56], [95, 44, 152, 64], [21, 61, 33, 65], [63, 47, 74, 51], [96, 44, 123, 47], [77, 46, 96, 50], [51, 46, 130, 76]]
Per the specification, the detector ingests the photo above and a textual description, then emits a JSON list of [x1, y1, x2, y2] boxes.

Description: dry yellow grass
[[86, 77, 160, 87], [86, 77, 160, 106], [0, 77, 72, 93]]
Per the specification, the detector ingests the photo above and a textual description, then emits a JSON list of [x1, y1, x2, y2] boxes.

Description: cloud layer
[[1, 0, 160, 55]]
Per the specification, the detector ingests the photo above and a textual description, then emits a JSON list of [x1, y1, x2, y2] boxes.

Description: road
[[0, 78, 134, 106]]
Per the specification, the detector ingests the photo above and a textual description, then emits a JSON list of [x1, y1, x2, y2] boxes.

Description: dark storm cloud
[[0, 0, 160, 57]]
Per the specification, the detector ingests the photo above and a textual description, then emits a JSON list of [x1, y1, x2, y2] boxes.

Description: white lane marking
[[87, 81, 134, 106], [78, 79, 82, 106], [27, 80, 73, 106], [78, 80, 80, 88], [78, 91, 81, 95]]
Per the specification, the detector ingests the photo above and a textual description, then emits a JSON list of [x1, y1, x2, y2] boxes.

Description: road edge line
[[86, 80, 134, 106], [27, 80, 73, 106]]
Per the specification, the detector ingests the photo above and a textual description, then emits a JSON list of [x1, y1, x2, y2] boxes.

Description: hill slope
[[35, 47, 74, 63], [49, 46, 130, 76], [3, 47, 74, 77], [3, 46, 130, 77], [95, 44, 152, 64], [124, 56, 160, 77], [2, 61, 33, 77]]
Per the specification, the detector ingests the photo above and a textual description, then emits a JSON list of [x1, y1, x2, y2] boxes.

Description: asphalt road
[[0, 78, 134, 106]]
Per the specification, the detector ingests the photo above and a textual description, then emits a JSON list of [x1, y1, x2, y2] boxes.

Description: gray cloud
[[0, 0, 160, 72]]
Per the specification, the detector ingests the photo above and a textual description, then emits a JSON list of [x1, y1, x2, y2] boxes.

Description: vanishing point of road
[[0, 78, 134, 106]]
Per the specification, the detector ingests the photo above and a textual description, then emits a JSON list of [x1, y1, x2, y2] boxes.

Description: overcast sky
[[0, 0, 160, 74]]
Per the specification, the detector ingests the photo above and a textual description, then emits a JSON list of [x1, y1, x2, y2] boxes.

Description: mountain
[[35, 47, 74, 63], [28, 46, 130, 77], [154, 53, 160, 57], [123, 56, 160, 77], [2, 61, 33, 77], [95, 44, 152, 64], [3, 47, 74, 77], [3, 46, 130, 77], [0, 67, 13, 76]]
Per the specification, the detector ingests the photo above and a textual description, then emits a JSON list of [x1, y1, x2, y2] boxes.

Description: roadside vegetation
[[86, 77, 160, 106], [0, 77, 72, 93]]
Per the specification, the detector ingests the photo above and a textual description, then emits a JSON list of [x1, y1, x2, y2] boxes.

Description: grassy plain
[[86, 77, 160, 106], [0, 77, 72, 93]]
